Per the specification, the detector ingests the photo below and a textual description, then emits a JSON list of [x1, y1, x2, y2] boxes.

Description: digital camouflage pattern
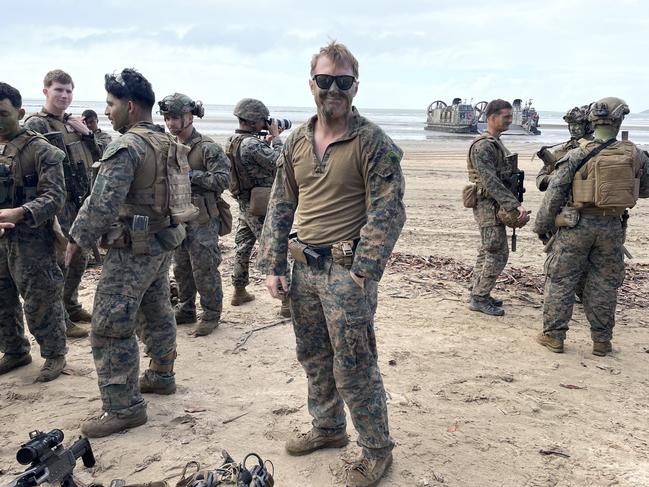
[[536, 139, 579, 191], [468, 136, 519, 299], [258, 110, 406, 459], [70, 122, 177, 416], [534, 142, 649, 342], [0, 131, 67, 359], [94, 129, 113, 155], [174, 129, 230, 322], [226, 134, 283, 287]]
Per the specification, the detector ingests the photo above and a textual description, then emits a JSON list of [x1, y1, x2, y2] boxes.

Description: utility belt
[[554, 205, 626, 228], [288, 233, 359, 270], [100, 216, 186, 255]]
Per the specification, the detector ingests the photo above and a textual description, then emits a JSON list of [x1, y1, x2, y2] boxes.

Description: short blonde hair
[[310, 41, 359, 78], [44, 69, 74, 89]]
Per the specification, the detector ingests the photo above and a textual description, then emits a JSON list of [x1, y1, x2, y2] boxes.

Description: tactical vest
[[118, 126, 197, 227], [186, 132, 221, 225], [466, 134, 510, 184], [187, 133, 210, 172], [0, 130, 41, 209], [572, 139, 641, 210], [225, 132, 256, 199], [26, 111, 95, 171]]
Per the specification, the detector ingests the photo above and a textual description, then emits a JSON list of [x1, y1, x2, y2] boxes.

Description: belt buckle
[[340, 241, 353, 257]]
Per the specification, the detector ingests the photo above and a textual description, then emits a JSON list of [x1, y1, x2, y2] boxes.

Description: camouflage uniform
[[534, 142, 649, 343], [174, 128, 230, 322], [69, 122, 177, 416], [24, 109, 101, 319], [226, 132, 283, 288], [0, 129, 67, 359], [536, 139, 580, 191], [94, 129, 113, 155], [258, 109, 406, 459], [467, 135, 520, 299]]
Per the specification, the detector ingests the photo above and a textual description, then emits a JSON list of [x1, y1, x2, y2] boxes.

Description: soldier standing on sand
[[24, 69, 102, 337], [159, 93, 231, 336], [259, 41, 406, 487], [0, 82, 68, 381], [466, 99, 529, 316], [66, 68, 197, 437], [534, 97, 649, 356], [225, 98, 290, 317]]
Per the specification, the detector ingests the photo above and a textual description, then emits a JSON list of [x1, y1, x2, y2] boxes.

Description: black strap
[[574, 138, 617, 174]]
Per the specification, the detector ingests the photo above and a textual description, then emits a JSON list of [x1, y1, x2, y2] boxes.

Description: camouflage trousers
[[290, 259, 394, 459], [174, 218, 223, 321], [59, 200, 89, 315], [91, 239, 176, 415], [471, 224, 509, 298], [0, 225, 67, 358], [231, 200, 266, 288], [543, 215, 625, 342]]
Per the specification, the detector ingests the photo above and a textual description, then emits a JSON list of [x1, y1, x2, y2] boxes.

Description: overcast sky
[[5, 0, 649, 112]]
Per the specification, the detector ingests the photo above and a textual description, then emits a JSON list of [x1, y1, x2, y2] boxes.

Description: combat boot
[[68, 308, 92, 323], [231, 287, 255, 306], [592, 340, 612, 357], [36, 356, 66, 382], [487, 295, 503, 307], [285, 428, 349, 456], [345, 452, 393, 487], [175, 308, 197, 325], [66, 321, 89, 338], [536, 333, 564, 353], [280, 296, 291, 318], [468, 297, 505, 316], [81, 409, 147, 438], [0, 353, 32, 375], [194, 319, 220, 337], [139, 369, 176, 395]]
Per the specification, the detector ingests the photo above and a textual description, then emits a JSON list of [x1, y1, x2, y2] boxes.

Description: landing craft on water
[[425, 98, 541, 135]]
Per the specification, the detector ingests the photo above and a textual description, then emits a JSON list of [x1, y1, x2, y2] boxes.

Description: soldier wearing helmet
[[535, 105, 594, 191], [159, 93, 231, 337], [225, 98, 289, 316], [534, 96, 649, 357]]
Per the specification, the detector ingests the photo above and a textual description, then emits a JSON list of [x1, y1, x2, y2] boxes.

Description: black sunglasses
[[312, 74, 356, 91]]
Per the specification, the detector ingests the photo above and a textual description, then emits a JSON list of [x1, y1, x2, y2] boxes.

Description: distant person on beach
[[24, 69, 102, 337], [0, 81, 68, 382], [225, 98, 289, 316], [258, 41, 406, 487], [159, 92, 230, 337], [466, 99, 529, 316], [82, 109, 113, 155], [534, 97, 649, 357]]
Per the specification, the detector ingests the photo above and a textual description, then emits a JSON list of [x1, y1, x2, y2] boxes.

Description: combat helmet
[[563, 106, 588, 124], [233, 98, 269, 122], [588, 97, 629, 126], [158, 93, 204, 118]]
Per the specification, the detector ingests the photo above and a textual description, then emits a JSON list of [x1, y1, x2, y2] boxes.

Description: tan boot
[[536, 333, 564, 353], [81, 409, 147, 438], [36, 356, 66, 382], [194, 319, 220, 337], [66, 321, 89, 338], [346, 453, 393, 487], [280, 296, 291, 318], [0, 353, 32, 375], [592, 340, 612, 356], [285, 428, 348, 456], [139, 369, 176, 395], [231, 287, 255, 306]]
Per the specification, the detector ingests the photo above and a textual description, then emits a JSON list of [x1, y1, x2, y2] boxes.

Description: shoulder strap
[[574, 138, 617, 174]]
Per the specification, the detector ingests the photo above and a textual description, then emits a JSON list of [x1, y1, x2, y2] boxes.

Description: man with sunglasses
[[259, 41, 406, 487]]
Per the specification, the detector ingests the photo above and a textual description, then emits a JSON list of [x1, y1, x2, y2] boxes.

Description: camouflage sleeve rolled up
[[22, 138, 66, 227], [471, 139, 520, 211], [240, 137, 283, 172], [69, 137, 139, 250], [190, 142, 231, 194], [351, 137, 406, 282], [258, 142, 298, 276], [533, 149, 583, 236]]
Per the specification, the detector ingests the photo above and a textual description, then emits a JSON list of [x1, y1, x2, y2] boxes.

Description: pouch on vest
[[156, 224, 187, 251], [331, 240, 355, 269], [130, 215, 151, 255], [249, 186, 271, 216], [216, 198, 232, 236], [554, 206, 579, 228], [462, 184, 477, 208], [0, 164, 14, 208], [192, 194, 210, 225], [288, 238, 308, 264], [167, 142, 199, 224]]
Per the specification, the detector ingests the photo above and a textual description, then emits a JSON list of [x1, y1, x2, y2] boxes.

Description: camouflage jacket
[[94, 129, 113, 156], [226, 131, 283, 191], [536, 138, 591, 191], [186, 128, 230, 196], [69, 122, 163, 251], [468, 135, 520, 212], [258, 108, 406, 282], [533, 142, 649, 236], [0, 129, 66, 228]]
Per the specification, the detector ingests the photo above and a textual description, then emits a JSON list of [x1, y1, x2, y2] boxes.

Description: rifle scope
[[16, 429, 64, 465]]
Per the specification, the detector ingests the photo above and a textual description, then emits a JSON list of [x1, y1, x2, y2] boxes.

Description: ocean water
[[22, 100, 649, 146]]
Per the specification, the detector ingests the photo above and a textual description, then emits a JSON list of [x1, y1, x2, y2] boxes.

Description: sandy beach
[[1, 137, 649, 487]]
